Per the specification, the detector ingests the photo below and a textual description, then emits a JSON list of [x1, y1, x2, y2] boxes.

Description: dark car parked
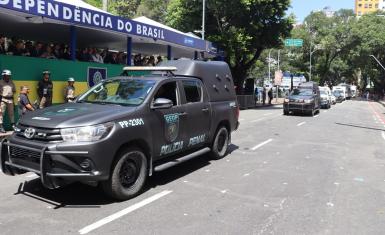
[[0, 60, 239, 200], [283, 82, 321, 116]]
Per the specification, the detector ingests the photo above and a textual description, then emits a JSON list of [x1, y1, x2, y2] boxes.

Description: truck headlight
[[304, 99, 314, 104], [60, 123, 114, 142]]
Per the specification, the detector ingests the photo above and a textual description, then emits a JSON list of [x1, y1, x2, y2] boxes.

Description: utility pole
[[102, 0, 108, 12], [268, 49, 272, 85], [310, 40, 313, 81], [202, 0, 206, 40], [370, 55, 385, 72], [276, 50, 281, 103]]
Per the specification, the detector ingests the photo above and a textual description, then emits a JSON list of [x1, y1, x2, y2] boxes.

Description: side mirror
[[151, 98, 173, 109]]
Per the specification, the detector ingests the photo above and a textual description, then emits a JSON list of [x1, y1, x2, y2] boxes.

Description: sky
[[288, 0, 355, 22]]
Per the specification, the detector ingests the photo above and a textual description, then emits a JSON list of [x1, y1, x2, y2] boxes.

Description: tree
[[84, 0, 169, 22], [166, 0, 293, 92], [84, 0, 141, 18], [136, 0, 170, 23]]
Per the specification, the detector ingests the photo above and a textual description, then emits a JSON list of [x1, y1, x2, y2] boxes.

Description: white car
[[319, 86, 332, 109]]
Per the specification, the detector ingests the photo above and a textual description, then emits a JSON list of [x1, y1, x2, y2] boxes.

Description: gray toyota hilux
[[0, 60, 239, 200]]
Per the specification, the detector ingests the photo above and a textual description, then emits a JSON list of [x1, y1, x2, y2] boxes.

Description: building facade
[[355, 0, 380, 16]]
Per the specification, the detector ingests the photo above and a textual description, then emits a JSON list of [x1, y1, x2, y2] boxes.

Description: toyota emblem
[[24, 128, 36, 139]]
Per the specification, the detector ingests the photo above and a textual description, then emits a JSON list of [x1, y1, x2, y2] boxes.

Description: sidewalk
[[255, 98, 284, 107], [379, 99, 385, 107]]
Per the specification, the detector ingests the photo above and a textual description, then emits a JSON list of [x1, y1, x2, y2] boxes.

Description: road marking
[[263, 112, 273, 116], [243, 173, 250, 177], [297, 122, 306, 127], [382, 131, 385, 141], [251, 118, 266, 123], [239, 119, 245, 121], [78, 190, 172, 234], [251, 139, 273, 151], [221, 189, 228, 194], [314, 114, 319, 117]]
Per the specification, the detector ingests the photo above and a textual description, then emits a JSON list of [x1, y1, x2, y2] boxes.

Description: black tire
[[309, 109, 315, 116], [210, 127, 229, 160], [101, 147, 148, 200]]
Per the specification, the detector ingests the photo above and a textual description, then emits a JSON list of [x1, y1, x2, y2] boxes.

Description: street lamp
[[202, 0, 206, 40], [102, 0, 108, 12], [309, 43, 323, 81], [194, 0, 206, 40], [370, 55, 385, 72]]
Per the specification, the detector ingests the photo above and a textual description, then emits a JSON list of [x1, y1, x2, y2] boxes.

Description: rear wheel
[[101, 148, 148, 200], [210, 127, 229, 160]]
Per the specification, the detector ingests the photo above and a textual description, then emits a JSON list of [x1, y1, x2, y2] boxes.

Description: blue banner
[[87, 67, 107, 87], [0, 0, 212, 51]]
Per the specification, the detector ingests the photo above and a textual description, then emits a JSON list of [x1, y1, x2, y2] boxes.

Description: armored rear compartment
[[159, 60, 236, 102]]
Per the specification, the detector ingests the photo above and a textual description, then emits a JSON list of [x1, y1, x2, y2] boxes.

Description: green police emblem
[[164, 113, 179, 142]]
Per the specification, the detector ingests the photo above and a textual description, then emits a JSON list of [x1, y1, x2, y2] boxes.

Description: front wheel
[[210, 127, 229, 160], [101, 148, 148, 200]]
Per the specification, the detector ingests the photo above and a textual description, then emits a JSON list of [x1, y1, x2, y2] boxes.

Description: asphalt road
[[1, 99, 385, 235]]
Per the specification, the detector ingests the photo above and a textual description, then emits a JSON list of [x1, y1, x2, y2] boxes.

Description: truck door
[[151, 81, 188, 158], [180, 79, 211, 149]]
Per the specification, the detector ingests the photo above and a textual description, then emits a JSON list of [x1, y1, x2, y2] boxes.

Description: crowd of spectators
[[0, 35, 164, 65]]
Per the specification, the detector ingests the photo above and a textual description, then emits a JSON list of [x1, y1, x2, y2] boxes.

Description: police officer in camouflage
[[64, 77, 76, 103], [0, 69, 16, 133]]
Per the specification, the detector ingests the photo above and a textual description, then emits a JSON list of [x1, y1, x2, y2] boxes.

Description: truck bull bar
[[0, 139, 93, 189]]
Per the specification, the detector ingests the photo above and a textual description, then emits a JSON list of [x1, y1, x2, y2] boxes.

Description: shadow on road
[[248, 105, 283, 111], [335, 122, 385, 132], [12, 144, 239, 208]]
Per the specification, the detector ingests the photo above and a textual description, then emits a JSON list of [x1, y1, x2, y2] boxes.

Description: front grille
[[16, 125, 62, 142], [10, 146, 41, 163]]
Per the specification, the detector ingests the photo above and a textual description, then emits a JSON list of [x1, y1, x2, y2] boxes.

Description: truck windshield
[[290, 89, 313, 96], [78, 79, 156, 106]]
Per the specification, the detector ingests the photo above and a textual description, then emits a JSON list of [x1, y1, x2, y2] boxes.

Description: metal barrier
[[237, 95, 255, 109]]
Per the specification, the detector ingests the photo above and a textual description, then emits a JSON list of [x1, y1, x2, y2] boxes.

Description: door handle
[[202, 108, 209, 112]]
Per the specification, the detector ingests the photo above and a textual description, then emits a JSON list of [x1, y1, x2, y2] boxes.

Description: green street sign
[[285, 39, 303, 47]]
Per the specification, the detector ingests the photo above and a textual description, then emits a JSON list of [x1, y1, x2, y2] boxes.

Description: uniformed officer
[[64, 77, 76, 103], [0, 69, 16, 133], [18, 86, 34, 115], [37, 70, 53, 108]]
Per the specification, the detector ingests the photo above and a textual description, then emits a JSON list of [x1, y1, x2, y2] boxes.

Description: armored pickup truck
[[0, 60, 239, 200]]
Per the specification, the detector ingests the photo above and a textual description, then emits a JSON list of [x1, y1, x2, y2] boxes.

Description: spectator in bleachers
[[148, 56, 156, 66], [53, 44, 63, 59], [0, 35, 6, 54], [30, 41, 44, 57], [156, 56, 163, 65], [78, 48, 90, 62], [101, 48, 109, 63], [25, 41, 33, 56], [134, 54, 142, 66], [91, 48, 104, 63], [40, 45, 56, 59], [109, 52, 119, 64], [61, 44, 71, 60], [117, 52, 125, 64], [11, 40, 28, 56]]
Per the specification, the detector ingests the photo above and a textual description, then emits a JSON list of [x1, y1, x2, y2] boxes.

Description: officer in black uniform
[[37, 71, 53, 108]]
